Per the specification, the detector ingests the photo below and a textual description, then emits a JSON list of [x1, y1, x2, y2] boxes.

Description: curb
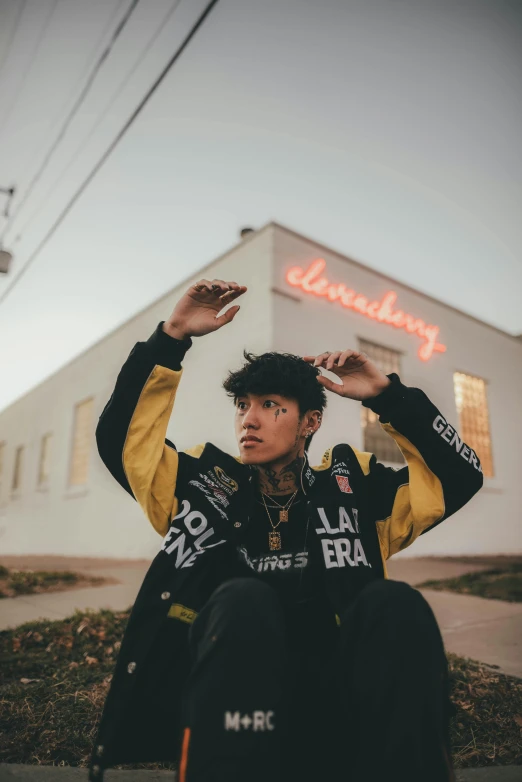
[[1, 765, 521, 781]]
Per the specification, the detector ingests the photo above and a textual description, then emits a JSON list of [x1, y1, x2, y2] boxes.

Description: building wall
[[1, 222, 519, 559], [0, 227, 274, 558], [272, 225, 522, 557]]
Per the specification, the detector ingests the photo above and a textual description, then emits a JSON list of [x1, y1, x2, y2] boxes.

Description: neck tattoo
[[255, 454, 304, 496]]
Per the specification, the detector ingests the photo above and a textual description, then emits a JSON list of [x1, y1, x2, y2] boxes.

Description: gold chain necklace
[[259, 489, 297, 522], [261, 490, 298, 551]]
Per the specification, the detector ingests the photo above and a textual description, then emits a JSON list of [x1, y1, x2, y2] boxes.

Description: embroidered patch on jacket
[[332, 461, 350, 476], [336, 475, 353, 494], [168, 604, 198, 624], [304, 465, 316, 486], [213, 466, 239, 493]]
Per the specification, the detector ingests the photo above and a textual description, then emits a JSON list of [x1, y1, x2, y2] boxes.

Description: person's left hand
[[302, 349, 391, 401]]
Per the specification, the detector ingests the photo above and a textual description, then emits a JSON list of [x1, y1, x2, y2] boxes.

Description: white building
[[0, 222, 520, 559]]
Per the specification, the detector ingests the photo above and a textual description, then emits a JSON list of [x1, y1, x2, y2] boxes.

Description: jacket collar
[[300, 451, 316, 495], [212, 442, 317, 497]]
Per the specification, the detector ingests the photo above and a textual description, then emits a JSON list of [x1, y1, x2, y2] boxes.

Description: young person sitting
[[89, 278, 483, 782]]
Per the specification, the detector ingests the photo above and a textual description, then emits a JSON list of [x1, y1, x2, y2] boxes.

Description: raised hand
[[163, 279, 247, 340], [302, 349, 391, 401]]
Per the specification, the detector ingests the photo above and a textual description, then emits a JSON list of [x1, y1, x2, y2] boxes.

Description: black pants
[[179, 577, 454, 782]]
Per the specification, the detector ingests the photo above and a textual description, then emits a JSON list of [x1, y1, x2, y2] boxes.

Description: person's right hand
[[163, 279, 247, 340]]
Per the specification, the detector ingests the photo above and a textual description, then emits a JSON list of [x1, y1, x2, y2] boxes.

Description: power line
[[4, 0, 129, 214], [0, 0, 27, 84], [0, 0, 221, 308], [13, 0, 183, 242], [0, 0, 142, 244], [0, 0, 59, 140]]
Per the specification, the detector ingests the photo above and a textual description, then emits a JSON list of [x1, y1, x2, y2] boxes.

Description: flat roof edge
[[0, 225, 274, 416]]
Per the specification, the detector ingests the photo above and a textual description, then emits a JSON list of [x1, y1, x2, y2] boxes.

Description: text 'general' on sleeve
[[356, 373, 483, 560]]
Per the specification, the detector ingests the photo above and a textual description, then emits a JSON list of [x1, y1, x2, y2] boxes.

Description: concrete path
[[418, 588, 522, 679], [387, 557, 522, 679], [1, 556, 521, 679], [386, 556, 503, 585], [0, 560, 149, 632], [1, 763, 521, 780]]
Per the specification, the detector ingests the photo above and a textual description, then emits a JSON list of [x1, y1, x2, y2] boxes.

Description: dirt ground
[[432, 555, 522, 567]]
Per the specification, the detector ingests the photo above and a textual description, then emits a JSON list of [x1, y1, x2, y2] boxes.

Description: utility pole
[[0, 186, 15, 218], [0, 186, 15, 273]]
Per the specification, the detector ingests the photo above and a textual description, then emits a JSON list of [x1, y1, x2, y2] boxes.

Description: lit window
[[453, 372, 493, 477], [38, 433, 52, 487], [358, 339, 403, 463], [12, 446, 24, 492], [69, 399, 94, 486]]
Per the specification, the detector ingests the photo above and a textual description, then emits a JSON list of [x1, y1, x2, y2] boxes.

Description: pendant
[[268, 531, 281, 550], [279, 509, 288, 522]]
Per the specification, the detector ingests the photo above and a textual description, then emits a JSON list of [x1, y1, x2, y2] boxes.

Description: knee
[[213, 576, 278, 605], [360, 578, 425, 607], [189, 578, 283, 661], [356, 578, 437, 624], [209, 577, 282, 624], [340, 579, 444, 661]]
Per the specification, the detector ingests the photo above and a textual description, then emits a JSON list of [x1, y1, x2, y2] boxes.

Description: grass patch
[[0, 567, 106, 599], [416, 563, 522, 603], [0, 609, 521, 769]]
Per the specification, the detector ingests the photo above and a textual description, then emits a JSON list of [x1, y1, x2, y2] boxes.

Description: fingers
[[302, 350, 364, 369], [301, 351, 333, 368], [192, 278, 213, 292], [192, 279, 247, 300], [325, 351, 343, 370], [338, 349, 364, 367], [220, 286, 247, 304], [303, 351, 339, 369], [316, 374, 343, 395], [214, 304, 241, 328]]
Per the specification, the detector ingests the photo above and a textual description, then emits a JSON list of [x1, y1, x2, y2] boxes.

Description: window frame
[[37, 432, 53, 491], [357, 337, 404, 465], [11, 445, 25, 497], [453, 370, 494, 478], [67, 397, 94, 489]]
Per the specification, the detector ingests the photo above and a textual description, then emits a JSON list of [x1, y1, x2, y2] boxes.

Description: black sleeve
[[95, 322, 201, 536], [356, 373, 484, 559]]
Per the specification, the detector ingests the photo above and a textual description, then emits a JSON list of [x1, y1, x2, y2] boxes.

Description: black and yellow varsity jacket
[[88, 321, 483, 780]]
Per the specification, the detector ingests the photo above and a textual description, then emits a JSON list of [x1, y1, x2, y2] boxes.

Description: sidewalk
[[0, 557, 149, 632], [387, 556, 522, 680], [1, 555, 521, 679], [0, 763, 521, 780]]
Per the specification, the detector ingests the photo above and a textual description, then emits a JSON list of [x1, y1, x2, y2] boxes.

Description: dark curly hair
[[222, 351, 327, 451]]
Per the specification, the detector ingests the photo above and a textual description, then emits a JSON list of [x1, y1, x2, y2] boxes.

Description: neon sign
[[286, 259, 447, 362]]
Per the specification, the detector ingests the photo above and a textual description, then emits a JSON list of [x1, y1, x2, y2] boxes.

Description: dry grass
[[416, 563, 522, 603], [0, 565, 108, 599], [0, 608, 521, 770], [448, 653, 522, 767]]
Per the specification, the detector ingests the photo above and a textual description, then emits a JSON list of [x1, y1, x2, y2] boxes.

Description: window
[[453, 372, 493, 477], [12, 446, 24, 493], [358, 339, 403, 463], [38, 433, 52, 487], [68, 398, 94, 486]]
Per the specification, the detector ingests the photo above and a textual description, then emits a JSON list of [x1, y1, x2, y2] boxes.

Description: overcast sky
[[0, 0, 521, 413]]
